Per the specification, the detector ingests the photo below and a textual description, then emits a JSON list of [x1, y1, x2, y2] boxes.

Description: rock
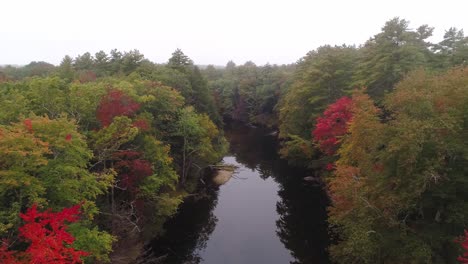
[[266, 131, 278, 136], [212, 170, 234, 185], [303, 176, 319, 182], [303, 176, 323, 186]]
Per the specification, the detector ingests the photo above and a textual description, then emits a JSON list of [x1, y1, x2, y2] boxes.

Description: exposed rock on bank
[[210, 164, 237, 185]]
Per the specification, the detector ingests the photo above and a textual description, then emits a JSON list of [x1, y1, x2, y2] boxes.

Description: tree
[[91, 116, 139, 166], [136, 81, 185, 139], [96, 89, 140, 127], [57, 55, 75, 81], [353, 18, 432, 99], [25, 77, 68, 118], [189, 66, 221, 124], [174, 107, 226, 186], [457, 230, 468, 263], [312, 96, 353, 155], [113, 151, 152, 195], [109, 49, 123, 74], [167, 49, 193, 72], [278, 45, 358, 163], [94, 50, 110, 77], [432, 28, 468, 68], [74, 52, 94, 71], [0, 204, 88, 264], [328, 68, 468, 263], [0, 115, 114, 261], [0, 82, 31, 124], [20, 62, 56, 79], [121, 49, 144, 75]]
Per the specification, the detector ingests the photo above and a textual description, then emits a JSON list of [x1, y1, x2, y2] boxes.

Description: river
[[144, 123, 330, 263]]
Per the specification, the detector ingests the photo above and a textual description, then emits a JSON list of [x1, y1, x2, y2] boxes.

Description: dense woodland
[[0, 17, 467, 263]]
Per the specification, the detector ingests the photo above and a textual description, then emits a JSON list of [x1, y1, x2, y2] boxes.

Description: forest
[[0, 17, 467, 263]]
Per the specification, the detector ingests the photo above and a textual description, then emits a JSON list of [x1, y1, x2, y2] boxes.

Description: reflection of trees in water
[[275, 176, 330, 264], [143, 186, 220, 264], [146, 123, 329, 263], [224, 123, 278, 173], [227, 122, 330, 263]]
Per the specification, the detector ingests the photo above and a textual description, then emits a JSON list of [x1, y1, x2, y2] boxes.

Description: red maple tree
[[96, 89, 140, 127], [113, 151, 153, 194], [312, 96, 353, 155], [132, 118, 150, 131], [457, 230, 468, 263], [0, 204, 88, 264], [23, 119, 33, 133]]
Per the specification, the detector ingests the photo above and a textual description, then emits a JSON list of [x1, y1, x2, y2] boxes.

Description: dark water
[[146, 124, 330, 263]]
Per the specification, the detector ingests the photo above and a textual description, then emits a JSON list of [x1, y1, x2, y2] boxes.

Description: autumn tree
[[0, 204, 89, 264], [278, 45, 357, 164], [96, 89, 140, 127], [312, 96, 353, 156], [328, 68, 468, 263], [0, 116, 114, 262], [457, 230, 468, 263]]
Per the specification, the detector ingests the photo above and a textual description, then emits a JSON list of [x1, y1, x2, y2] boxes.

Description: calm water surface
[[146, 124, 329, 263]]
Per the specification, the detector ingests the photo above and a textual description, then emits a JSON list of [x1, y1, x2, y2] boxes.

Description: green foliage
[[57, 55, 75, 81], [25, 77, 68, 118], [0, 48, 228, 262], [353, 17, 432, 99], [67, 81, 108, 129], [31, 116, 110, 209], [0, 61, 55, 80], [91, 116, 139, 164], [138, 136, 178, 198], [278, 134, 315, 167], [0, 116, 113, 261], [2, 18, 466, 262], [168, 48, 194, 72], [432, 28, 468, 69], [328, 68, 468, 263], [278, 45, 358, 160], [204, 61, 294, 127], [0, 82, 31, 124], [174, 106, 227, 185], [68, 223, 115, 263]]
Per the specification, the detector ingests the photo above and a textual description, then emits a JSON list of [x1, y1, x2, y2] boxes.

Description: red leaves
[[373, 163, 384, 173], [0, 204, 88, 264], [20, 204, 88, 264], [65, 134, 72, 142], [132, 119, 150, 131], [312, 97, 353, 155], [23, 119, 33, 133], [96, 89, 140, 127], [457, 230, 468, 263], [113, 151, 153, 194], [325, 163, 335, 171], [0, 242, 23, 264]]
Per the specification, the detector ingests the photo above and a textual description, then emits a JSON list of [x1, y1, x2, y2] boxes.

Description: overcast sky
[[1, 0, 467, 66]]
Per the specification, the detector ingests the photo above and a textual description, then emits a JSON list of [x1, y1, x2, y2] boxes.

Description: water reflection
[[144, 186, 219, 263], [275, 168, 330, 263], [145, 123, 329, 263]]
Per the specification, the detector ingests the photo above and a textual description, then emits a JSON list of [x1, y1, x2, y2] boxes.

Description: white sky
[[1, 0, 467, 66]]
